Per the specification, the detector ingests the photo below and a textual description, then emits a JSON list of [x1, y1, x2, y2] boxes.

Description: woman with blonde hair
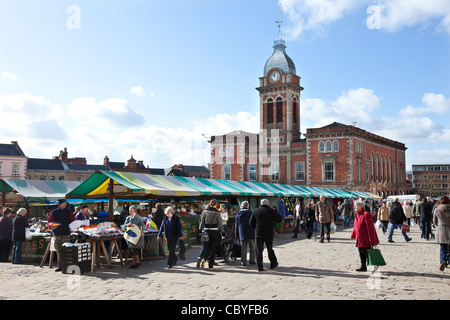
[[157, 206, 183, 268]]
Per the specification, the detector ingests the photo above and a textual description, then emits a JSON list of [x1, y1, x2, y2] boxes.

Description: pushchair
[[216, 235, 239, 262]]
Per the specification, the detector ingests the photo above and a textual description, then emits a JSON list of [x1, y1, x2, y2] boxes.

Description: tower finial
[[275, 1, 285, 45]]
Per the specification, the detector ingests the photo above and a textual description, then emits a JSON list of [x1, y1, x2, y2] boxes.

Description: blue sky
[[0, 0, 449, 171]]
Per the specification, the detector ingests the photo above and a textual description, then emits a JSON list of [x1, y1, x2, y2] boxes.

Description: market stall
[[0, 178, 81, 217]]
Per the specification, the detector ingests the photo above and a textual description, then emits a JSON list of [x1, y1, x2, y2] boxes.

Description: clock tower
[[256, 38, 304, 145]]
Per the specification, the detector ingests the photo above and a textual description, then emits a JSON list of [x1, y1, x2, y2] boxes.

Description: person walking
[[292, 198, 304, 238], [122, 206, 145, 269], [219, 203, 231, 239], [350, 201, 380, 272], [377, 201, 390, 234], [235, 201, 256, 266], [305, 202, 316, 239], [157, 206, 183, 269], [433, 196, 450, 271], [340, 199, 352, 228], [315, 195, 334, 243], [198, 199, 225, 270], [250, 199, 282, 271], [0, 208, 13, 262], [419, 197, 433, 240], [387, 198, 412, 243], [47, 199, 75, 271], [403, 200, 413, 226], [12, 208, 28, 264]]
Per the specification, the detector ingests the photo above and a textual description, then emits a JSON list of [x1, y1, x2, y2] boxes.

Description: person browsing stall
[[47, 199, 75, 272]]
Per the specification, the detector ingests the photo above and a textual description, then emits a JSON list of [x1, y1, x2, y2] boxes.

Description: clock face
[[270, 71, 280, 83]]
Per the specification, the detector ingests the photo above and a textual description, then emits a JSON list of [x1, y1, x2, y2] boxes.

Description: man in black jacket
[[387, 198, 412, 243], [250, 199, 282, 271]]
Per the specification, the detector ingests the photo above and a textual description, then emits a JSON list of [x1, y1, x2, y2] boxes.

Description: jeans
[[12, 241, 23, 264], [387, 223, 411, 242], [343, 216, 350, 228], [421, 220, 431, 240], [440, 244, 449, 266], [380, 221, 389, 234]]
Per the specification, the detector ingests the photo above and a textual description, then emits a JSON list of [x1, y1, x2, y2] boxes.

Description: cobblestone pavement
[[0, 224, 449, 301]]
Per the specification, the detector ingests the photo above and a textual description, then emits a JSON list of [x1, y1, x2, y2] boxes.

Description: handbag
[[201, 230, 210, 242], [367, 245, 386, 266], [401, 223, 410, 232]]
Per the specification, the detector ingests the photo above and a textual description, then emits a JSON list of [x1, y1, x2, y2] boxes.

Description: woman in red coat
[[351, 201, 380, 271]]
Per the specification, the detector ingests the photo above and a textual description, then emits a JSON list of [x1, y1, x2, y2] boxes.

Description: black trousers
[[0, 239, 12, 262], [166, 236, 179, 267], [255, 235, 277, 271], [200, 230, 220, 268], [358, 247, 370, 268], [320, 222, 331, 241]]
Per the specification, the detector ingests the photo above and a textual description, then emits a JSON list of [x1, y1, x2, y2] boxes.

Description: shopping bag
[[25, 228, 32, 241], [367, 245, 386, 266], [330, 222, 336, 234], [401, 223, 410, 233], [410, 219, 416, 227], [124, 225, 141, 246], [375, 220, 382, 229]]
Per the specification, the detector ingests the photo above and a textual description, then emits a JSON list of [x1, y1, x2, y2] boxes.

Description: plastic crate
[[61, 243, 92, 274]]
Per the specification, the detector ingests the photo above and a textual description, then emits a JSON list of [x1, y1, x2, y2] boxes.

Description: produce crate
[[61, 243, 91, 274]]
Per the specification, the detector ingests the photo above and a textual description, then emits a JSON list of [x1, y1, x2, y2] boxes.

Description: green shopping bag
[[367, 245, 386, 266]]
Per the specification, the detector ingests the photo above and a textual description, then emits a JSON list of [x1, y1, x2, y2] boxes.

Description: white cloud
[[281, 0, 450, 38], [130, 86, 154, 98], [399, 93, 450, 117], [66, 97, 145, 128], [130, 86, 145, 96], [301, 88, 381, 128], [2, 72, 18, 80]]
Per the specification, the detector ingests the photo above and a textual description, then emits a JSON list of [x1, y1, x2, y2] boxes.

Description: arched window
[[293, 98, 298, 127], [276, 97, 283, 123], [319, 141, 325, 153], [371, 153, 374, 181], [333, 140, 339, 152], [376, 154, 379, 181], [326, 141, 332, 152], [267, 98, 273, 124]]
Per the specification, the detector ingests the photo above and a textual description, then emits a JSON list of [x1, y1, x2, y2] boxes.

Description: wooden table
[[88, 235, 124, 272]]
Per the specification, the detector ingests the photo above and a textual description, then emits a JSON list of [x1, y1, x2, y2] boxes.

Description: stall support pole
[[108, 178, 114, 222]]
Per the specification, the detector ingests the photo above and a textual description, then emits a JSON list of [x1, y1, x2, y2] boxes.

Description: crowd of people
[[0, 193, 449, 274]]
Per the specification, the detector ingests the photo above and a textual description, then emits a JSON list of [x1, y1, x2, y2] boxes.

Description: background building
[[412, 164, 450, 197], [0, 141, 27, 180]]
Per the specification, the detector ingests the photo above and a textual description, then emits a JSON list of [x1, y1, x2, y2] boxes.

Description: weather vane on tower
[[275, 1, 285, 44]]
